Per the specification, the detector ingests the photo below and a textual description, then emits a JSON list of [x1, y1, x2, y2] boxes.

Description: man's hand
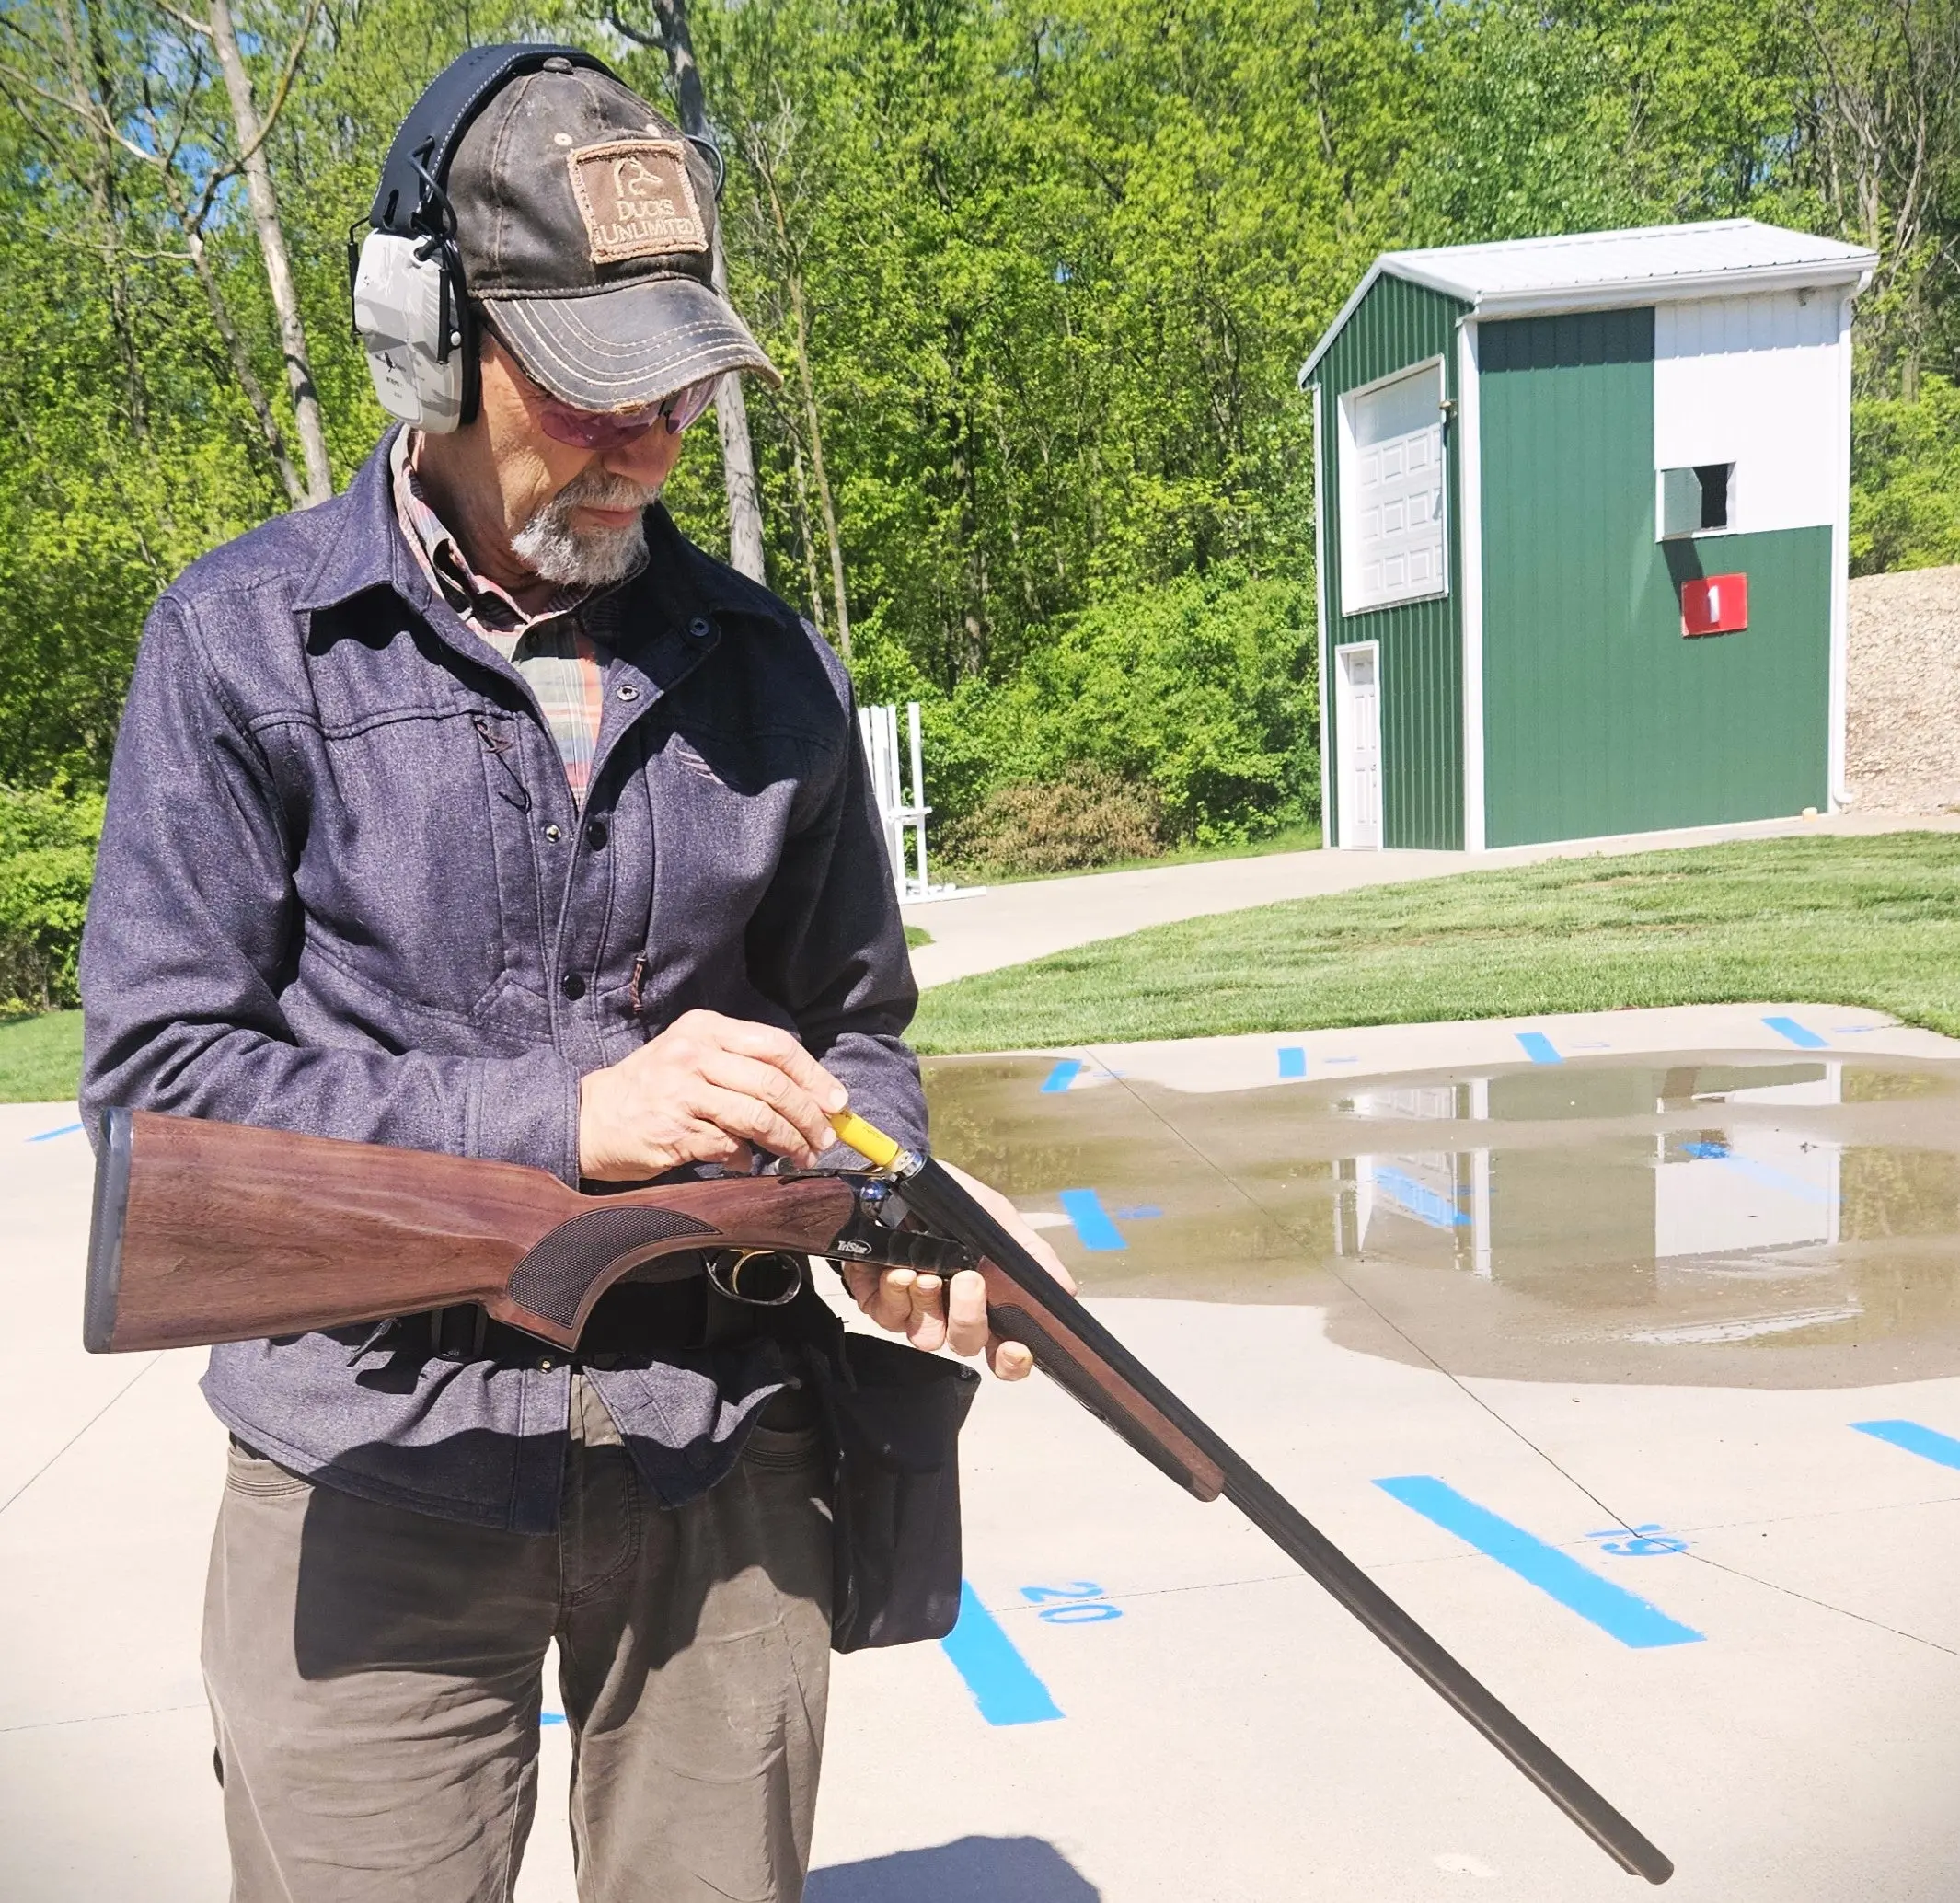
[[842, 1162, 1078, 1382], [580, 1009, 847, 1180]]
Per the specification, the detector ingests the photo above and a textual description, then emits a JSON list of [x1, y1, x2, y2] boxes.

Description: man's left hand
[[839, 1162, 1077, 1381]]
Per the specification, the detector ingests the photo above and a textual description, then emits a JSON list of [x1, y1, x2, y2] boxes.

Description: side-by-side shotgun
[[85, 1104, 1673, 1883]]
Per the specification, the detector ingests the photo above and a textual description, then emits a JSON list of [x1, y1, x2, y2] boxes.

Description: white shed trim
[[1829, 287, 1854, 809], [1311, 379, 1332, 843], [1457, 318, 1486, 852]]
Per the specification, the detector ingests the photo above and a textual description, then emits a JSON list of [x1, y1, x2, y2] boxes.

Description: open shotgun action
[[85, 1103, 1674, 1884]]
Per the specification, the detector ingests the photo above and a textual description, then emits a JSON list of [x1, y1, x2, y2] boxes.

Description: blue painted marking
[[1852, 1419, 1960, 1471], [1373, 1167, 1470, 1230], [26, 1122, 82, 1143], [1587, 1523, 1689, 1557], [541, 1711, 566, 1727], [940, 1581, 1064, 1724], [1041, 1059, 1083, 1093], [1277, 1046, 1307, 1079], [1059, 1189, 1125, 1251], [1764, 1015, 1827, 1050], [1375, 1477, 1705, 1648], [1679, 1141, 1834, 1205], [1113, 1204, 1162, 1220], [1516, 1032, 1562, 1066]]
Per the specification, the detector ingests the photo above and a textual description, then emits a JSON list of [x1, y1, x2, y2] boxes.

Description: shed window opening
[[1658, 462, 1735, 539], [1337, 359, 1448, 614]]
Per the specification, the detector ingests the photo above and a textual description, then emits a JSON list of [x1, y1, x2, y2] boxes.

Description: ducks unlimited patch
[[567, 140, 708, 264]]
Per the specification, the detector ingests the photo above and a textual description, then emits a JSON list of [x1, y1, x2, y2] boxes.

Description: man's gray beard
[[511, 468, 654, 588]]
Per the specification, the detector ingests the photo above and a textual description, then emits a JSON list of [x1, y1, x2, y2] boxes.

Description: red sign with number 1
[[1680, 572, 1748, 637]]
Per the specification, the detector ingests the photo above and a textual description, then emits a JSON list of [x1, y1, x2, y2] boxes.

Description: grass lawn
[[903, 924, 932, 949], [910, 832, 1960, 1055], [0, 1009, 84, 1104]]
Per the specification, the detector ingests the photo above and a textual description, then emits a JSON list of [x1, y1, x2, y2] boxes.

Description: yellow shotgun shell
[[828, 1109, 905, 1171]]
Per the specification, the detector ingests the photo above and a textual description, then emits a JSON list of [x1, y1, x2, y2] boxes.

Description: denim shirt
[[79, 431, 925, 1533]]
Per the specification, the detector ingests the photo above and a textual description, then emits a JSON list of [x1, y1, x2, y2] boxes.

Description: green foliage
[[909, 571, 1319, 848], [1, 0, 1958, 894], [1850, 375, 1960, 574], [0, 784, 104, 1016], [940, 770, 1165, 878]]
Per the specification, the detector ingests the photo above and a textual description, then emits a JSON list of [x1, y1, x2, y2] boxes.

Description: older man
[[80, 48, 1060, 1903]]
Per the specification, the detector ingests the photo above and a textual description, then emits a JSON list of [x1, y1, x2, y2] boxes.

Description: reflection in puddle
[[921, 1052, 1960, 1389]]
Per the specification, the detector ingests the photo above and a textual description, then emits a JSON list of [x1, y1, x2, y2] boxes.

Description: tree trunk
[[709, 230, 768, 581], [52, 0, 147, 437], [763, 178, 850, 653], [207, 0, 332, 503], [788, 431, 828, 634], [184, 221, 309, 507], [648, 0, 768, 581]]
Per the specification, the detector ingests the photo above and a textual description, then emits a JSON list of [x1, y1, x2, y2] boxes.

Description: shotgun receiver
[[83, 1104, 1673, 1883]]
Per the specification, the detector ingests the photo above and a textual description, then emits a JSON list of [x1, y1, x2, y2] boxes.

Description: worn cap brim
[[483, 274, 781, 412]]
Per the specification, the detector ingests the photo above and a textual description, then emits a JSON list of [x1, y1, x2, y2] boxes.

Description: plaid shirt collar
[[389, 431, 641, 637]]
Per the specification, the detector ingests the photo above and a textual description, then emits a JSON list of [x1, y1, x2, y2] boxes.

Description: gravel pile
[[1845, 564, 1960, 813]]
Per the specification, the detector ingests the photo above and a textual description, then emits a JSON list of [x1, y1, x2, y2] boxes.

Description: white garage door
[[1338, 359, 1447, 615]]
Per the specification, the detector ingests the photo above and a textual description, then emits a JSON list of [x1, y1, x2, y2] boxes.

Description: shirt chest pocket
[[655, 718, 822, 870], [292, 706, 544, 1026]]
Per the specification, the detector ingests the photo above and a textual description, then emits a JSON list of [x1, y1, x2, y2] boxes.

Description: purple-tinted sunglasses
[[536, 376, 719, 451]]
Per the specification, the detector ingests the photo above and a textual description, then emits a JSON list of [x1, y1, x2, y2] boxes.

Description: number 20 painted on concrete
[[1021, 1581, 1124, 1624]]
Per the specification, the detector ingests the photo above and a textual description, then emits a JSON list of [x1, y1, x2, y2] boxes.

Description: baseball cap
[[447, 57, 780, 412]]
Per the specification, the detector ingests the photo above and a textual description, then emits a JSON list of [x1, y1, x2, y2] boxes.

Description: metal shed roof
[[1300, 220, 1877, 382]]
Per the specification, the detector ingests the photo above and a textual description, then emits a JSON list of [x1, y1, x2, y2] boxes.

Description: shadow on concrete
[[806, 1834, 1101, 1901]]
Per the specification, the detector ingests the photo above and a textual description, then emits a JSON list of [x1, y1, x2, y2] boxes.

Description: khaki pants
[[202, 1377, 832, 1903]]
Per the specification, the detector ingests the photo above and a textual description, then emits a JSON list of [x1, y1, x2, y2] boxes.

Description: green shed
[[1299, 220, 1877, 850]]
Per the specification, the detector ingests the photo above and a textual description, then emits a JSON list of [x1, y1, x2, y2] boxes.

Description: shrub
[[938, 770, 1165, 877], [0, 782, 103, 1017], [904, 569, 1320, 849], [1851, 375, 1960, 575]]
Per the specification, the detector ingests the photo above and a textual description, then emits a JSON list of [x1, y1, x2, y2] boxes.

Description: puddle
[[921, 1053, 1960, 1388]]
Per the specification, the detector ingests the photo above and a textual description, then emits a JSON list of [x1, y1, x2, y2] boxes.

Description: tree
[[0, 0, 333, 506], [608, 0, 768, 582]]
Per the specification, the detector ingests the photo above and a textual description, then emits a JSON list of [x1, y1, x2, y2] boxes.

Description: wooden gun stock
[[84, 1108, 952, 1354]]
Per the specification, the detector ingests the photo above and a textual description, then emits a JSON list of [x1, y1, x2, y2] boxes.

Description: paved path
[[903, 811, 1960, 988]]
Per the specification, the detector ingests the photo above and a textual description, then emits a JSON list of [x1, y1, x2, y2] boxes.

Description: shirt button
[[537, 1357, 556, 1372], [586, 819, 609, 849], [687, 617, 713, 640], [544, 824, 562, 843], [560, 973, 586, 1000], [616, 683, 640, 703]]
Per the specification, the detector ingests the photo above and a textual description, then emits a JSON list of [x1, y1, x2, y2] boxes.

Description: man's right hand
[[578, 1009, 848, 1181]]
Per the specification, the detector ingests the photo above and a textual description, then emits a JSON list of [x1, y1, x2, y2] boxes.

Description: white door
[[1336, 644, 1382, 849]]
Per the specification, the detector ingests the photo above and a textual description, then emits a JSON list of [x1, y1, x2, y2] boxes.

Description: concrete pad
[[14, 1008, 1960, 1898]]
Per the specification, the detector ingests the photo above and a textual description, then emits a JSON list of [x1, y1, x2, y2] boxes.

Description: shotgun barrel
[[830, 1110, 1675, 1886]]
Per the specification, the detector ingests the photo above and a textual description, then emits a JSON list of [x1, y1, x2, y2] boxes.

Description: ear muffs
[[348, 43, 617, 433]]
